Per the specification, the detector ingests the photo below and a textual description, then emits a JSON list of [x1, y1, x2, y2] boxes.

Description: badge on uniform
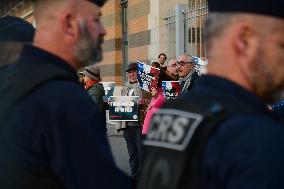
[[144, 109, 203, 151]]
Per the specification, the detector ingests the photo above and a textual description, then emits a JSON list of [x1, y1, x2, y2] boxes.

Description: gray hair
[[178, 53, 194, 62], [204, 13, 236, 48]]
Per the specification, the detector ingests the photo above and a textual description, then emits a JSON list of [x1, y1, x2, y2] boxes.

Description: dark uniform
[[139, 75, 284, 189], [272, 100, 284, 118], [0, 44, 131, 189]]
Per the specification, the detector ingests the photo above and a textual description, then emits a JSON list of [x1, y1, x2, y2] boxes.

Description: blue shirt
[[0, 44, 131, 189]]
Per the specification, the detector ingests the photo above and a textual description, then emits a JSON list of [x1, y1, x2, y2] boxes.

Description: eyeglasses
[[176, 61, 195, 66]]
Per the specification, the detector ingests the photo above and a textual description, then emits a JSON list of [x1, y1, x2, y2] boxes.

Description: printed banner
[[137, 61, 160, 92], [108, 96, 139, 121], [162, 81, 181, 99], [101, 82, 115, 101]]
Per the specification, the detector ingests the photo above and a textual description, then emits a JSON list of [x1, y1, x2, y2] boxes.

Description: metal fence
[[165, 0, 208, 59], [0, 0, 23, 16]]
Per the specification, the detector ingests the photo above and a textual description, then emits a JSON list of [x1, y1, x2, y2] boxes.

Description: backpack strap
[[0, 62, 77, 128]]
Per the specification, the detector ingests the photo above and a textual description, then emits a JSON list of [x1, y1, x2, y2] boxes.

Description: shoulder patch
[[144, 109, 203, 151]]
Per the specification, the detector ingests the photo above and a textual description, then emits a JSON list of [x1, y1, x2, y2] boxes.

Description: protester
[[83, 64, 105, 112], [158, 52, 167, 67], [119, 62, 148, 183], [139, 0, 284, 188], [151, 61, 160, 68], [166, 59, 179, 81], [177, 54, 199, 94], [142, 69, 172, 135], [0, 0, 131, 188], [0, 16, 35, 66]]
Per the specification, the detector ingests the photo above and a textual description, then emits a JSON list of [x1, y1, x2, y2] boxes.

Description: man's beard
[[249, 46, 280, 103], [73, 21, 103, 67]]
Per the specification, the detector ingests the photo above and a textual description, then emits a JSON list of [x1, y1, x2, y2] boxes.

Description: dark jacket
[[0, 44, 131, 189], [87, 82, 105, 112], [140, 75, 284, 189]]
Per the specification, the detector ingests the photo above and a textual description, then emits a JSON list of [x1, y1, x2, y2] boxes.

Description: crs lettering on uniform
[[144, 109, 203, 151]]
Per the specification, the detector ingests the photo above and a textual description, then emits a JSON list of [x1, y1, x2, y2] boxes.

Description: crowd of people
[[0, 0, 283, 189]]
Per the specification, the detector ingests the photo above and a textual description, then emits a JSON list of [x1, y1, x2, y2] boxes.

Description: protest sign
[[192, 56, 208, 75], [108, 96, 139, 121], [192, 56, 208, 66], [162, 81, 181, 99], [101, 82, 115, 101], [137, 61, 160, 92]]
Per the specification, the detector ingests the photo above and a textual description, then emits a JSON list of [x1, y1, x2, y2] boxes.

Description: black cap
[[89, 0, 107, 7], [126, 63, 137, 72], [0, 16, 35, 42], [208, 0, 284, 19]]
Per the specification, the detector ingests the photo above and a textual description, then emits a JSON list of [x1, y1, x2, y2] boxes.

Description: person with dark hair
[[158, 53, 167, 67], [139, 0, 284, 188], [0, 0, 131, 189], [83, 64, 105, 112], [142, 69, 172, 135], [151, 61, 160, 68], [0, 16, 35, 66], [166, 59, 179, 81]]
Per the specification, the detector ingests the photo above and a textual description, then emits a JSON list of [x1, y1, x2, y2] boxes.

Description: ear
[[60, 13, 80, 42], [234, 23, 258, 62]]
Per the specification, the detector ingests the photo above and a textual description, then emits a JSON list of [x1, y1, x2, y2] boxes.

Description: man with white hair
[[176, 54, 199, 94]]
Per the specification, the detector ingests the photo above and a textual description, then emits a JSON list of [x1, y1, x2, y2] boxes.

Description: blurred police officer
[[139, 0, 284, 189], [0, 16, 35, 66], [0, 0, 131, 189]]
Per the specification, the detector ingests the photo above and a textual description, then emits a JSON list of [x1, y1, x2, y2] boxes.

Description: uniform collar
[[194, 75, 272, 114], [17, 44, 78, 80]]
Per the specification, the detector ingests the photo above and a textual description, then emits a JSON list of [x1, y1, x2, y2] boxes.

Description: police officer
[[139, 0, 284, 189], [0, 16, 35, 66], [0, 0, 131, 189]]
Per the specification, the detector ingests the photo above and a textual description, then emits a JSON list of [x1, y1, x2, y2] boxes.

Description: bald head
[[33, 0, 68, 25], [33, 0, 106, 70]]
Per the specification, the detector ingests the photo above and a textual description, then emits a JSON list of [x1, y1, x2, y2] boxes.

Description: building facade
[[1, 0, 207, 84]]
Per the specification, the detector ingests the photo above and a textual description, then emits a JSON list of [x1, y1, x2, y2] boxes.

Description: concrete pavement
[[107, 122, 130, 176]]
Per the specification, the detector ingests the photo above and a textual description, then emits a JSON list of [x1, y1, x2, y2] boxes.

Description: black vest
[[138, 93, 256, 189]]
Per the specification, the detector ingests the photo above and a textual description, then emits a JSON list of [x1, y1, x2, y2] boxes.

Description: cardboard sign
[[162, 81, 181, 99], [108, 96, 139, 121], [137, 61, 160, 92], [101, 82, 115, 102]]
